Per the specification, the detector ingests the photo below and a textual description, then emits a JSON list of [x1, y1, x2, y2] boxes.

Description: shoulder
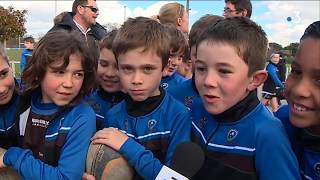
[[69, 101, 95, 117], [106, 100, 125, 116], [248, 104, 287, 140], [167, 79, 191, 93], [161, 93, 189, 114], [173, 73, 187, 82], [91, 23, 107, 40]]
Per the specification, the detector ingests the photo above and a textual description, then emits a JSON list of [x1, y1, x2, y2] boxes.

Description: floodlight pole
[[186, 0, 190, 15], [124, 5, 127, 22]]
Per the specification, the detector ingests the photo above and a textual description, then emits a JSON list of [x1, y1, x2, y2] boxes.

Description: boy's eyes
[[99, 60, 109, 67], [218, 69, 232, 74], [120, 66, 133, 73], [53, 70, 65, 75], [143, 66, 155, 73], [195, 65, 207, 73], [0, 70, 9, 79], [74, 72, 84, 77]]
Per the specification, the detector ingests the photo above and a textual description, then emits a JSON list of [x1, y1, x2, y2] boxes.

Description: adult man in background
[[223, 0, 252, 18], [50, 0, 106, 63]]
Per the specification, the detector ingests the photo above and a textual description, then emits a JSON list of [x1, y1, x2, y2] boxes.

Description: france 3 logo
[[286, 11, 301, 24]]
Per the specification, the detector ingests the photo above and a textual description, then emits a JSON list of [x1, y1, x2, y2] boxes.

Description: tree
[[0, 6, 27, 43], [268, 42, 282, 52], [284, 42, 299, 57]]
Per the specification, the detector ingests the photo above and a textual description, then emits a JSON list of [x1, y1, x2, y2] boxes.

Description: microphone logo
[[286, 11, 301, 24]]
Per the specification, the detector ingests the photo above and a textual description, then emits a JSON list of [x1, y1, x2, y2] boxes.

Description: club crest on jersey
[[148, 119, 157, 130], [184, 96, 193, 107], [227, 129, 238, 141], [314, 162, 320, 176], [161, 83, 169, 89], [199, 117, 207, 129]]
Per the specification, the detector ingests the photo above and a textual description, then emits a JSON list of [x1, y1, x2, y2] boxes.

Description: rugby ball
[[86, 143, 134, 180]]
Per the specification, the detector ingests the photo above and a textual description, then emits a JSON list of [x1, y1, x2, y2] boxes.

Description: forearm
[[0, 147, 6, 168], [120, 138, 163, 180]]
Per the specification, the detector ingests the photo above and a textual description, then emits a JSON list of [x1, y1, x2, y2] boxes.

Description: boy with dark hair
[[191, 17, 299, 179], [86, 29, 125, 130], [90, 17, 191, 180], [223, 0, 252, 18], [20, 36, 34, 72], [275, 21, 320, 180], [168, 15, 223, 108], [161, 24, 189, 90], [1, 30, 97, 179]]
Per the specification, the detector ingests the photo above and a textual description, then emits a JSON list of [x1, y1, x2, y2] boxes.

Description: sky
[[1, 0, 319, 47]]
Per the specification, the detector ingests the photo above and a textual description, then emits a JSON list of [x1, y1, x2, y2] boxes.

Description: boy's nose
[[132, 72, 143, 85], [62, 75, 73, 88]]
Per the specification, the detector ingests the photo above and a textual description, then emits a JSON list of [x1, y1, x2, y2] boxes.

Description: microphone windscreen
[[171, 142, 204, 178]]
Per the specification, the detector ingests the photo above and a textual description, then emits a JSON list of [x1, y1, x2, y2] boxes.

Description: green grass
[[7, 49, 22, 77], [7, 49, 22, 62]]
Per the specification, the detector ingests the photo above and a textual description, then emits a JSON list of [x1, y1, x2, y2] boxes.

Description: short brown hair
[[196, 17, 268, 76], [225, 0, 252, 18], [189, 14, 223, 48], [164, 24, 189, 58], [158, 2, 185, 25], [112, 17, 170, 69], [21, 30, 97, 105], [72, 0, 95, 14], [23, 36, 35, 44], [99, 29, 118, 50]]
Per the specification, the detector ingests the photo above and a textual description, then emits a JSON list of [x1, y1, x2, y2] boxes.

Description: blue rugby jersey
[[191, 93, 300, 180], [104, 92, 191, 180], [275, 105, 320, 180], [3, 91, 96, 180]]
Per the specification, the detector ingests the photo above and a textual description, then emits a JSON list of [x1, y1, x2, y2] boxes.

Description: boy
[[261, 53, 284, 112], [275, 21, 320, 180], [160, 24, 188, 90], [168, 15, 223, 109], [90, 17, 191, 180], [0, 43, 20, 149], [86, 29, 125, 130], [191, 17, 300, 179], [1, 30, 96, 179], [223, 0, 252, 18], [20, 36, 34, 73]]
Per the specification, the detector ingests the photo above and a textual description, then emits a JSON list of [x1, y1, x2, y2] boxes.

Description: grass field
[[6, 48, 22, 77]]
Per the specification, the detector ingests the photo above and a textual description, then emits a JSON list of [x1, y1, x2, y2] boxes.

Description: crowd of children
[[1, 0, 319, 179]]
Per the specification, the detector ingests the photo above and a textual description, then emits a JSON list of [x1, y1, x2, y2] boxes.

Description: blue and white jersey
[[191, 94, 300, 180], [104, 92, 191, 180], [276, 105, 320, 180], [167, 78, 199, 109], [3, 91, 96, 180], [161, 72, 187, 90]]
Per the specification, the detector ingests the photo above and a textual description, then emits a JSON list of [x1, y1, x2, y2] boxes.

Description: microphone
[[155, 142, 205, 180]]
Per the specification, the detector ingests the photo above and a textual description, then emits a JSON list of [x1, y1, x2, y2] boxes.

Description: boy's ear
[[247, 70, 267, 91], [177, 17, 183, 26], [241, 9, 248, 17]]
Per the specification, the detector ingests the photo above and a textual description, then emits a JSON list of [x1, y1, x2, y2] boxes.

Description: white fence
[[9, 61, 20, 77]]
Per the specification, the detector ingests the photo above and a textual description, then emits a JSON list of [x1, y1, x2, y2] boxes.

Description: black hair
[[301, 21, 320, 40]]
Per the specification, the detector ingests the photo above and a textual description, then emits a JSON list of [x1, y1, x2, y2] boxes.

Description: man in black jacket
[[50, 0, 107, 65]]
